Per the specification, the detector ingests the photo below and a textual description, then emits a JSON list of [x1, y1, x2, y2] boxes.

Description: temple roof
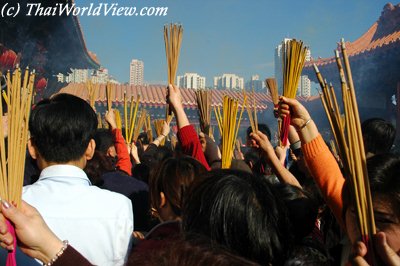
[[0, 0, 100, 76], [305, 3, 400, 68], [59, 83, 320, 110]]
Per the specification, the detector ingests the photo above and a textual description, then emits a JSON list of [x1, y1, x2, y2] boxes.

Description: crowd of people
[[0, 84, 399, 265]]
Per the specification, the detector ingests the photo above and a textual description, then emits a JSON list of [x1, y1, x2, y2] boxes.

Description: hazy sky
[[78, 0, 394, 85]]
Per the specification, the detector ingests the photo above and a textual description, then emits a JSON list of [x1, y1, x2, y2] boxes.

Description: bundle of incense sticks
[[145, 114, 153, 142], [164, 23, 183, 121], [235, 138, 242, 154], [132, 109, 148, 142], [220, 96, 245, 169], [170, 135, 178, 151], [153, 119, 168, 146], [243, 86, 258, 133], [266, 77, 282, 145], [213, 104, 223, 137], [265, 78, 279, 115], [106, 82, 113, 112], [0, 67, 35, 208], [2, 90, 10, 108], [209, 125, 215, 141], [124, 92, 140, 144], [115, 109, 122, 130], [195, 89, 212, 135], [313, 39, 375, 262], [97, 113, 103, 129], [86, 79, 96, 109], [281, 39, 308, 146], [329, 139, 338, 159]]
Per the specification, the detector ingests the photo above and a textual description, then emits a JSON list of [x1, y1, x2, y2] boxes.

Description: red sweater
[[112, 128, 132, 176], [177, 125, 211, 171], [302, 134, 346, 228]]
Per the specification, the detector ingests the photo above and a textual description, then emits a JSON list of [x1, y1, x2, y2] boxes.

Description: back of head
[[210, 159, 253, 173], [274, 183, 319, 242], [362, 118, 396, 155], [137, 132, 150, 145], [367, 153, 400, 216], [183, 169, 292, 265], [246, 123, 271, 140], [128, 235, 259, 266], [149, 156, 207, 218], [94, 129, 114, 153], [29, 93, 97, 163]]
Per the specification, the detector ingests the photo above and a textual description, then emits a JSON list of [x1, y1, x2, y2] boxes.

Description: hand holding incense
[[280, 39, 308, 146], [105, 109, 117, 130]]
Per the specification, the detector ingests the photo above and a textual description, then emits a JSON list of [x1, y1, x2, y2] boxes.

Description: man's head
[[94, 129, 116, 157], [246, 124, 271, 148], [362, 118, 396, 157], [28, 93, 97, 168]]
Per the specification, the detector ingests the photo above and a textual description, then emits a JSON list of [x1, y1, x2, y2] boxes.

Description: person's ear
[[27, 138, 38, 159], [159, 192, 166, 208], [85, 139, 96, 160]]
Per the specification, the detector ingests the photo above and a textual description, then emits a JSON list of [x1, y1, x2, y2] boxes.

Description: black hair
[[362, 118, 396, 155], [367, 153, 400, 217], [84, 150, 113, 186], [246, 123, 271, 140], [94, 129, 114, 153], [29, 93, 97, 163], [128, 233, 260, 266], [137, 132, 150, 145], [343, 153, 400, 222], [149, 156, 207, 218], [274, 183, 319, 242], [244, 149, 259, 169], [1, 74, 7, 113], [183, 169, 292, 265]]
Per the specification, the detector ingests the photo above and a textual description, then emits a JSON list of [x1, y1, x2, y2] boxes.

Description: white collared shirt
[[22, 165, 134, 266]]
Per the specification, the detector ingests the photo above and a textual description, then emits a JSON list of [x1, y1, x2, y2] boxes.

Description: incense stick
[[0, 67, 35, 207], [220, 96, 245, 169], [164, 23, 183, 121], [313, 40, 375, 262], [281, 39, 308, 146], [195, 89, 212, 135]]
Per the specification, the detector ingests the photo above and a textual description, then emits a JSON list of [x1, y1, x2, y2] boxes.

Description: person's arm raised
[[167, 84, 210, 170], [167, 84, 189, 129], [251, 131, 301, 188], [278, 96, 346, 228]]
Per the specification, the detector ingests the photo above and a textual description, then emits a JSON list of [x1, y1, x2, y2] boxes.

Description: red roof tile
[[59, 83, 319, 110]]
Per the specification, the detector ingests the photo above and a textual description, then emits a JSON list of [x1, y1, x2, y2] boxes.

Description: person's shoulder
[[88, 185, 132, 207], [103, 171, 148, 190]]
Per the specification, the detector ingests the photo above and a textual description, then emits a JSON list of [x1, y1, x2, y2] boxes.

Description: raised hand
[[105, 109, 117, 130]]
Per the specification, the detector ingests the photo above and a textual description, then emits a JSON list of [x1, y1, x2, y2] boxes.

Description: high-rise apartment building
[[245, 74, 264, 91], [213, 74, 244, 90], [65, 69, 89, 83], [177, 73, 206, 89], [129, 59, 144, 85]]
